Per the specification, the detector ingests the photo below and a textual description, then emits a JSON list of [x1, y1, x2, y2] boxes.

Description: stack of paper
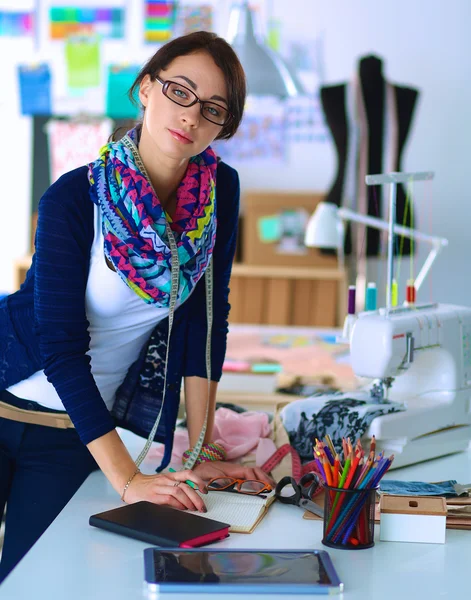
[[446, 497, 471, 530]]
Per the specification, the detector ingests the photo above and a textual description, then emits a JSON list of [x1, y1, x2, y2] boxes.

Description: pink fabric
[[148, 407, 272, 464], [255, 438, 278, 466]]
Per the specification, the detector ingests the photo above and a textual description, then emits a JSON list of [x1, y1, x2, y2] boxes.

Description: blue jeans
[[0, 391, 99, 584]]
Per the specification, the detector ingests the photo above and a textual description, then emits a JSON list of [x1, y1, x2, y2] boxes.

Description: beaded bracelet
[[121, 467, 140, 502], [182, 442, 226, 466]]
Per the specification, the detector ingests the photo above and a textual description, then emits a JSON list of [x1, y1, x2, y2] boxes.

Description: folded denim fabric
[[380, 480, 458, 497]]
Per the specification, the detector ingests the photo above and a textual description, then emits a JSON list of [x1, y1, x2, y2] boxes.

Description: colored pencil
[[333, 454, 341, 487], [325, 434, 336, 455], [322, 443, 335, 466], [325, 452, 359, 535], [317, 435, 394, 547]]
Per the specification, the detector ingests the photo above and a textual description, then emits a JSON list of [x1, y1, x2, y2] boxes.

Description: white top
[[1, 428, 470, 600], [8, 205, 174, 411]]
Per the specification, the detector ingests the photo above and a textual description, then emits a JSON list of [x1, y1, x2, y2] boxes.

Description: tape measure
[[262, 443, 302, 481]]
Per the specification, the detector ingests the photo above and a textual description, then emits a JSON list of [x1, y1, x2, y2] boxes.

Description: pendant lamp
[[226, 1, 305, 97]]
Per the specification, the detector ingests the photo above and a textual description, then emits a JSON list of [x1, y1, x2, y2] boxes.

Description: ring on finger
[[173, 481, 181, 487]]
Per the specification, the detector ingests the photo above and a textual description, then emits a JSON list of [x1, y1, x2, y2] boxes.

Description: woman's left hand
[[192, 461, 275, 488]]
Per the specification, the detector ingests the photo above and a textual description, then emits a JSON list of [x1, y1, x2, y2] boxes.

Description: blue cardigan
[[0, 161, 239, 471]]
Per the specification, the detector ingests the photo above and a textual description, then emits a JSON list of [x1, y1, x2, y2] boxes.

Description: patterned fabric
[[88, 127, 218, 306], [138, 324, 167, 391], [280, 392, 405, 461]]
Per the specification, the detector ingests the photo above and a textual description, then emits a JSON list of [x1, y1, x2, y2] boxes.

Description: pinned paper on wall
[[175, 4, 213, 35], [0, 10, 33, 36], [46, 118, 112, 183], [18, 64, 52, 116], [144, 1, 176, 43], [215, 97, 287, 164], [285, 94, 328, 143], [65, 36, 100, 88], [49, 6, 125, 40], [258, 215, 281, 243], [106, 65, 140, 119]]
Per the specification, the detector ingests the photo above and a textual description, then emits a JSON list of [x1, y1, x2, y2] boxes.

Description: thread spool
[[391, 279, 398, 307], [348, 286, 356, 315], [406, 279, 416, 304], [365, 282, 377, 311]]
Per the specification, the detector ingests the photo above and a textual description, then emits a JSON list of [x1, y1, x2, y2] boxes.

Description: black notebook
[[89, 501, 230, 548]]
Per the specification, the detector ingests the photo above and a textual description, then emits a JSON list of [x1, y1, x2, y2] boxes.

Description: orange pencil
[[370, 435, 376, 455], [322, 457, 333, 487]]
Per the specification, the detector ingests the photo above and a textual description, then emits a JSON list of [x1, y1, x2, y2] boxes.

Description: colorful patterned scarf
[[88, 128, 217, 306]]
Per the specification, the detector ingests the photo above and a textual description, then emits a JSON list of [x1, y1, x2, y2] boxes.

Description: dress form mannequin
[[320, 55, 419, 257]]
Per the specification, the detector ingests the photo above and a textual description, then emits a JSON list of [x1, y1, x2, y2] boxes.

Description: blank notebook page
[[188, 491, 275, 533]]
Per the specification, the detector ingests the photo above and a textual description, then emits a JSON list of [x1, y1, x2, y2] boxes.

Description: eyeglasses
[[155, 76, 232, 127], [207, 477, 272, 495]]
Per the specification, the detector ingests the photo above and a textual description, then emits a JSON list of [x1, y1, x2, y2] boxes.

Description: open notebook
[[188, 490, 276, 534]]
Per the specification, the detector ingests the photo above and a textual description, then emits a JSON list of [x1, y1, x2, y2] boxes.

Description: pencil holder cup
[[322, 485, 377, 550]]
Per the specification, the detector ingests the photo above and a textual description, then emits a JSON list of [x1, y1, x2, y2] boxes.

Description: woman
[[0, 31, 271, 583]]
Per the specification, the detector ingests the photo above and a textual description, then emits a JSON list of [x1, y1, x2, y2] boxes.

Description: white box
[[379, 495, 447, 544]]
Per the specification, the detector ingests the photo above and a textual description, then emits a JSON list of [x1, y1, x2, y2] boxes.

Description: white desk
[[1, 432, 471, 600]]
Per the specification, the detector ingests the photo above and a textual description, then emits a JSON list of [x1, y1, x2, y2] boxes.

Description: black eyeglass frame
[[155, 76, 233, 127]]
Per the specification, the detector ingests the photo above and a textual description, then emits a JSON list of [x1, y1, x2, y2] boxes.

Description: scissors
[[275, 473, 325, 518]]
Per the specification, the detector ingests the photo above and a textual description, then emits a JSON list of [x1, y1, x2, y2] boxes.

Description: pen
[[169, 468, 199, 490]]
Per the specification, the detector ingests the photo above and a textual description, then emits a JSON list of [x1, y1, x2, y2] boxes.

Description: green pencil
[[328, 457, 351, 522], [169, 468, 199, 490]]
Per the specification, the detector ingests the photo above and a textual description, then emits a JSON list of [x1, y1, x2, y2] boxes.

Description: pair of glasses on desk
[[207, 477, 272, 495], [275, 473, 325, 518]]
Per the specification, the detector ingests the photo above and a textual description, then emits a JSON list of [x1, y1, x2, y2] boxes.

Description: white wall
[[1, 0, 470, 306]]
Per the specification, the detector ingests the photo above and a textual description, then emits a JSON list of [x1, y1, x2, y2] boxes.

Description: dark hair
[[129, 31, 246, 141]]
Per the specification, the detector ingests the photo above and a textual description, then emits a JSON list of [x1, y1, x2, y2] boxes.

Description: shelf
[[231, 264, 345, 280], [229, 264, 347, 327], [13, 255, 347, 327]]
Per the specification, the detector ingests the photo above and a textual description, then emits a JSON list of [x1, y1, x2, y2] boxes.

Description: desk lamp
[[305, 171, 447, 338]]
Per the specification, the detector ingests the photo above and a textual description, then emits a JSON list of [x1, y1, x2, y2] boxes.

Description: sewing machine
[[350, 303, 471, 468]]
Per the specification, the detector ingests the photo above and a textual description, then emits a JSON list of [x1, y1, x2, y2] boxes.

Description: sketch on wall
[[214, 97, 287, 164]]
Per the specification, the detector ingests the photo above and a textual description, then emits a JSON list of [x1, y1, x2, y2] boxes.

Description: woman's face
[[139, 51, 228, 160]]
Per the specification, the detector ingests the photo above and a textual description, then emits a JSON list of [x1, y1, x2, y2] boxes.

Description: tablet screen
[[145, 549, 341, 589]]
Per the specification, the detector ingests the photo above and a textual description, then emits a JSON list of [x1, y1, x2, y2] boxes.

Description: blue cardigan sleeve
[[34, 168, 116, 444], [182, 161, 240, 381]]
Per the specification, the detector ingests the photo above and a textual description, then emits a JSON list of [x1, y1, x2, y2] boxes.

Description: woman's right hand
[[123, 469, 208, 513]]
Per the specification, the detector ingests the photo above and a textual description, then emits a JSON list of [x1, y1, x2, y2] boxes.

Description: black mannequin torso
[[320, 55, 419, 256]]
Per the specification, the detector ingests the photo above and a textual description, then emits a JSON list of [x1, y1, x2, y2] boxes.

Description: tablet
[[144, 548, 343, 595]]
